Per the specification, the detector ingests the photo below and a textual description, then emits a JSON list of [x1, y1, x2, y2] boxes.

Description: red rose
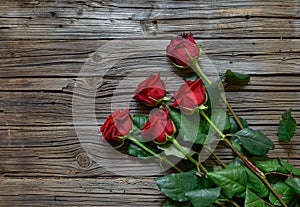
[[172, 78, 206, 113], [133, 73, 166, 106], [166, 32, 200, 67], [100, 109, 132, 142], [141, 108, 175, 143]]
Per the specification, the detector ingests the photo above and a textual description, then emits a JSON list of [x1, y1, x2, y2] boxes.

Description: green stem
[[127, 136, 183, 173], [204, 146, 226, 168], [267, 171, 300, 179], [222, 137, 288, 207], [192, 60, 286, 206], [198, 110, 287, 207], [216, 198, 240, 207], [193, 59, 212, 85], [287, 138, 293, 163], [220, 93, 244, 130], [199, 110, 225, 139], [193, 61, 244, 130], [170, 139, 240, 207], [170, 138, 208, 174], [227, 199, 241, 207]]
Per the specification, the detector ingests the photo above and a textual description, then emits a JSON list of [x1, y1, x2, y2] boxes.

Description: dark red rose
[[100, 109, 132, 142], [181, 32, 197, 44], [166, 32, 200, 67], [141, 108, 175, 143], [172, 78, 206, 113], [133, 73, 166, 106]]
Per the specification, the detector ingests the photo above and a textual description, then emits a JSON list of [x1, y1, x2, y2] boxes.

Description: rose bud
[[166, 32, 200, 67], [133, 73, 167, 106], [100, 108, 132, 142], [141, 108, 175, 143], [172, 78, 207, 114]]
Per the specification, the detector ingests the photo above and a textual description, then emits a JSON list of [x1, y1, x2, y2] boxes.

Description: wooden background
[[0, 0, 299, 206]]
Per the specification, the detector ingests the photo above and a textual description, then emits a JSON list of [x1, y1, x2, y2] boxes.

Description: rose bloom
[[172, 78, 206, 113], [166, 32, 200, 67], [133, 73, 166, 106], [141, 108, 175, 143], [100, 108, 132, 142]]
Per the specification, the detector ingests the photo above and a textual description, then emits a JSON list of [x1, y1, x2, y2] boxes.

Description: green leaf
[[223, 69, 250, 85], [162, 199, 191, 207], [227, 157, 244, 168], [254, 158, 288, 174], [229, 116, 248, 133], [207, 166, 247, 198], [168, 107, 182, 131], [196, 176, 217, 189], [209, 109, 231, 133], [280, 159, 300, 176], [184, 72, 199, 81], [205, 81, 222, 112], [132, 114, 148, 129], [255, 159, 281, 173], [235, 128, 274, 156], [245, 188, 265, 207], [269, 181, 297, 206], [245, 168, 269, 197], [285, 177, 300, 195], [157, 144, 195, 160], [155, 170, 198, 202], [168, 107, 209, 144], [229, 137, 245, 156], [278, 109, 297, 142], [127, 143, 152, 159], [127, 141, 160, 159], [185, 187, 221, 207]]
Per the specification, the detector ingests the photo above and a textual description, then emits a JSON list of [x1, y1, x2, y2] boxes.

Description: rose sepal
[[197, 104, 208, 110], [171, 62, 190, 69], [156, 96, 172, 105], [198, 44, 203, 57]]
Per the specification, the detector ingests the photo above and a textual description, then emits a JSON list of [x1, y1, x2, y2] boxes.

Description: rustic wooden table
[[0, 0, 299, 206]]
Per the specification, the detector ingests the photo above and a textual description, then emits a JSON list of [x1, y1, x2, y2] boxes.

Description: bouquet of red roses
[[100, 33, 299, 207]]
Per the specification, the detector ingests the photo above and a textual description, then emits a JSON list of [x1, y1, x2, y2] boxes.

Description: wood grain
[[0, 0, 299, 206], [0, 125, 299, 177], [0, 39, 299, 77], [0, 0, 299, 40], [0, 177, 163, 207]]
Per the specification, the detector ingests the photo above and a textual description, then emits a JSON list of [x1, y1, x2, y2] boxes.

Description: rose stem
[[288, 138, 293, 162], [227, 199, 241, 207], [193, 61, 244, 130], [220, 93, 244, 130], [215, 199, 240, 207], [267, 171, 300, 179], [127, 136, 183, 173], [170, 137, 208, 174], [203, 146, 226, 168], [171, 138, 240, 207], [199, 110, 288, 207], [193, 60, 285, 205], [223, 138, 287, 207]]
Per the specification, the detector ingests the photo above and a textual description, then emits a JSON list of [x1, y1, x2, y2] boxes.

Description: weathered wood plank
[[0, 177, 163, 207], [0, 88, 299, 125], [0, 0, 299, 40], [0, 0, 299, 206], [1, 76, 300, 91], [0, 125, 174, 177], [0, 125, 299, 177], [0, 39, 299, 78]]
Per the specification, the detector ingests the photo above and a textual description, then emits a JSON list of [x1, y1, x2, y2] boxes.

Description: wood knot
[[91, 53, 103, 63], [76, 8, 83, 16], [76, 153, 91, 168]]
